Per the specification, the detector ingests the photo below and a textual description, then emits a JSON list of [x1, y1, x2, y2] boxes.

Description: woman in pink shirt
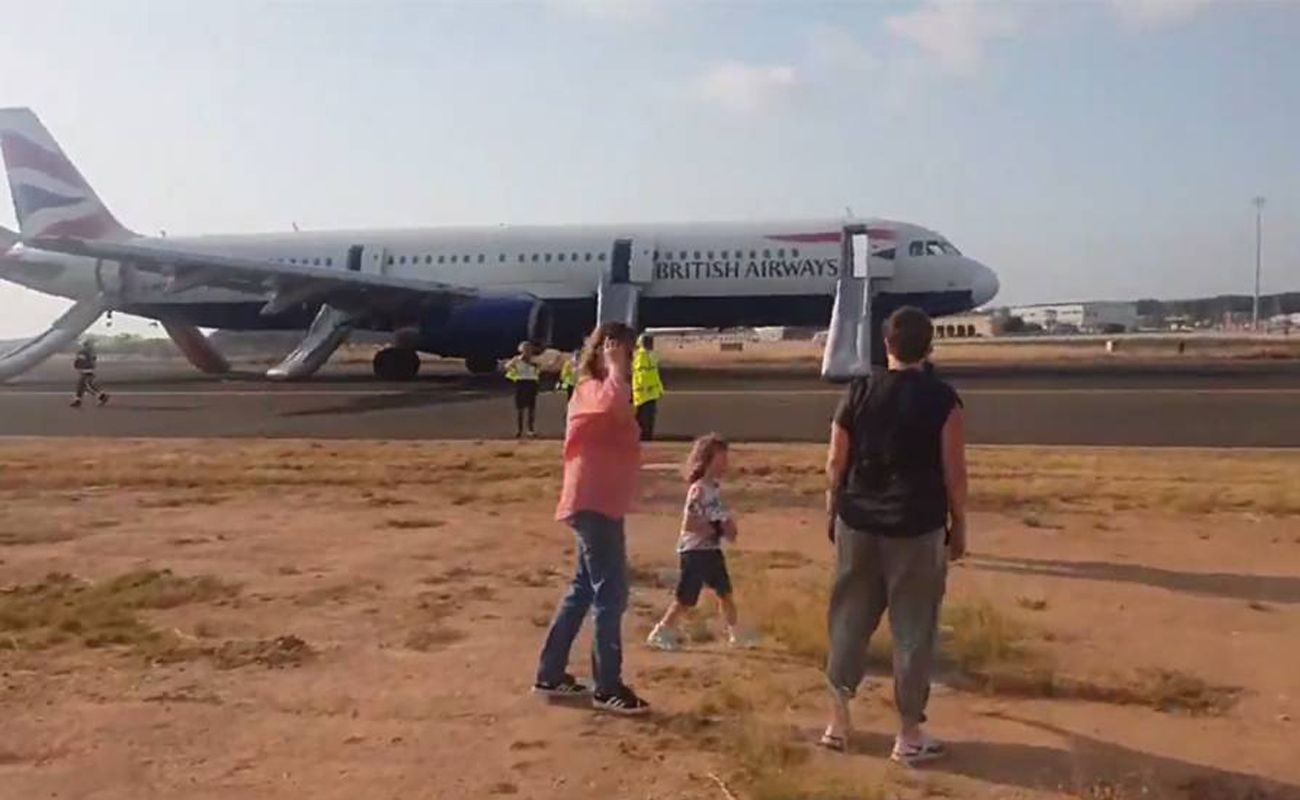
[[533, 322, 650, 716]]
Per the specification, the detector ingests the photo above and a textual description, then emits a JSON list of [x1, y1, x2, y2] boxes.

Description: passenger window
[[693, 251, 701, 259], [478, 254, 485, 263], [557, 253, 565, 262], [499, 254, 505, 262], [598, 252, 606, 261], [749, 250, 757, 259], [763, 249, 771, 258], [518, 254, 526, 263], [777, 249, 785, 258], [792, 248, 799, 258], [545, 253, 552, 263], [532, 254, 539, 262], [707, 251, 714, 259], [680, 251, 687, 260], [572, 252, 579, 261], [584, 253, 592, 261], [326, 257, 333, 266], [909, 241, 925, 257], [386, 256, 394, 265]]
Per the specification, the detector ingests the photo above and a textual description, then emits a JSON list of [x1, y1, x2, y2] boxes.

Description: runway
[[1, 360, 1298, 447]]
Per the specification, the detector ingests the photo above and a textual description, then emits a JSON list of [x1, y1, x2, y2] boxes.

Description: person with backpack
[[820, 306, 968, 765]]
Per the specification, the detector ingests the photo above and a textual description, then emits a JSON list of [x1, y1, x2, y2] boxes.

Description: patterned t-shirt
[[677, 479, 732, 552]]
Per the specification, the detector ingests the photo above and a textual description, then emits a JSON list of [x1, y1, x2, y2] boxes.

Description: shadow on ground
[[969, 555, 1300, 605]]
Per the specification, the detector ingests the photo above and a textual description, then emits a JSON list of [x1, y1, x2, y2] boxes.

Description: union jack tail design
[[0, 108, 133, 241]]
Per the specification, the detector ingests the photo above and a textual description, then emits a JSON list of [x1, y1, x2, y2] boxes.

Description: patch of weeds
[[404, 626, 466, 652], [741, 572, 828, 665], [0, 528, 79, 546], [0, 569, 238, 654], [1021, 515, 1063, 530], [942, 599, 1030, 676], [294, 580, 381, 607], [1016, 596, 1049, 612], [1247, 600, 1271, 612], [384, 517, 445, 531], [210, 635, 315, 669], [1126, 668, 1239, 716], [365, 494, 413, 509]]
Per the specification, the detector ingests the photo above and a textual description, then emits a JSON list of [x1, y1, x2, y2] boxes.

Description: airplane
[[0, 107, 999, 382]]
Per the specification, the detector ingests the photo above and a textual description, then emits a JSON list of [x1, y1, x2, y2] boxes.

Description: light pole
[[1253, 196, 1265, 331]]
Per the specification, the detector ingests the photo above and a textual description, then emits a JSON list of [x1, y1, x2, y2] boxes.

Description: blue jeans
[[536, 512, 629, 695]]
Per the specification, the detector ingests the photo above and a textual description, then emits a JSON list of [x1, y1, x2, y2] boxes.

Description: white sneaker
[[727, 629, 759, 649], [890, 732, 946, 766], [646, 625, 682, 651]]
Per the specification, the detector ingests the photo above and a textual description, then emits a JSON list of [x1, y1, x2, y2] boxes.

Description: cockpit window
[[875, 247, 895, 260], [911, 240, 961, 256]]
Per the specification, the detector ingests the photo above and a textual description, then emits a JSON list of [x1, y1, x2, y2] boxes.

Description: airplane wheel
[[374, 348, 420, 381], [465, 355, 498, 375]]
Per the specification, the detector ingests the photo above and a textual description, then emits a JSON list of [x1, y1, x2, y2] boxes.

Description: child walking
[[647, 434, 753, 650]]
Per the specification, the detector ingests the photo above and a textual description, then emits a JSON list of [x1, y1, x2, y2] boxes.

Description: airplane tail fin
[[0, 108, 133, 241]]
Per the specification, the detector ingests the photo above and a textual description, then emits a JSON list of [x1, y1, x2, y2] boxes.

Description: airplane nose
[[971, 261, 999, 307]]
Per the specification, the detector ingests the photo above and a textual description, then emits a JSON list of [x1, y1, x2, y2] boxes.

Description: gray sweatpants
[[825, 521, 947, 727]]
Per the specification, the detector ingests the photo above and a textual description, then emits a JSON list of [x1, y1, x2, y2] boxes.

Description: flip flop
[[817, 729, 848, 753]]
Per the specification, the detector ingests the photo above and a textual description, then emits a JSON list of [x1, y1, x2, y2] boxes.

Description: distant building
[[933, 313, 995, 339], [1010, 302, 1139, 334]]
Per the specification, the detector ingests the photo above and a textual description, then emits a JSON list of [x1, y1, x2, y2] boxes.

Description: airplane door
[[346, 245, 364, 273], [629, 242, 654, 284], [610, 239, 632, 284]]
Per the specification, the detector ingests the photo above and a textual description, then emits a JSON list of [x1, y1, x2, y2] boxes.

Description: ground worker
[[632, 334, 664, 441], [504, 341, 542, 438], [71, 339, 109, 408], [557, 351, 578, 401]]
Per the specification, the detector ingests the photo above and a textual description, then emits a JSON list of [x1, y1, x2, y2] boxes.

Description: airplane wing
[[25, 235, 480, 316]]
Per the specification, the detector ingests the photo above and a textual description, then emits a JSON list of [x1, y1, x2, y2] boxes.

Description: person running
[[821, 306, 968, 765], [504, 341, 542, 438], [533, 322, 650, 716], [646, 433, 754, 650], [70, 339, 109, 408], [632, 334, 664, 441]]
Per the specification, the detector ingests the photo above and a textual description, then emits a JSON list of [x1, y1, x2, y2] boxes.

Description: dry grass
[[384, 517, 446, 531], [404, 626, 466, 652], [0, 441, 1295, 518], [0, 569, 237, 654], [208, 635, 315, 669]]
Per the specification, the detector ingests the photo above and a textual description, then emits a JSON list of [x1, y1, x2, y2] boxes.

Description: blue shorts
[[675, 549, 732, 606]]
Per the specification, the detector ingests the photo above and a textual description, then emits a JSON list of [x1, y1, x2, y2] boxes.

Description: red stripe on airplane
[[35, 214, 122, 240], [0, 134, 86, 189]]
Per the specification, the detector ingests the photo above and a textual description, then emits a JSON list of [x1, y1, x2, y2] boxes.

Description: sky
[[1, 0, 1298, 338]]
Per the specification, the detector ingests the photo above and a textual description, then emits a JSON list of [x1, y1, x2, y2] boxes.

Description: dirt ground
[[0, 440, 1297, 800]]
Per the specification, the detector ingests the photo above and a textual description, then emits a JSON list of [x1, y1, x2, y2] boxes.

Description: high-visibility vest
[[558, 358, 577, 390], [632, 348, 664, 406], [506, 358, 540, 382]]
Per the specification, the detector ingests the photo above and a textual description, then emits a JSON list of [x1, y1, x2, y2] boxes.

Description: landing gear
[[373, 347, 420, 381], [465, 355, 498, 376]]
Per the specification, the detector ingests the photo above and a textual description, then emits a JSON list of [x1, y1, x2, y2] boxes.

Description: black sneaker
[[533, 674, 589, 698], [97, 394, 110, 406], [592, 685, 650, 716]]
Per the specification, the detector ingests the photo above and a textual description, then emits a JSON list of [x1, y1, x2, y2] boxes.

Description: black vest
[[835, 369, 960, 537]]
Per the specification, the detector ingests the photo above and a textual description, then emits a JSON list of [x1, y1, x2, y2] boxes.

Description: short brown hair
[[578, 322, 638, 381], [884, 306, 933, 364], [684, 433, 729, 483]]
